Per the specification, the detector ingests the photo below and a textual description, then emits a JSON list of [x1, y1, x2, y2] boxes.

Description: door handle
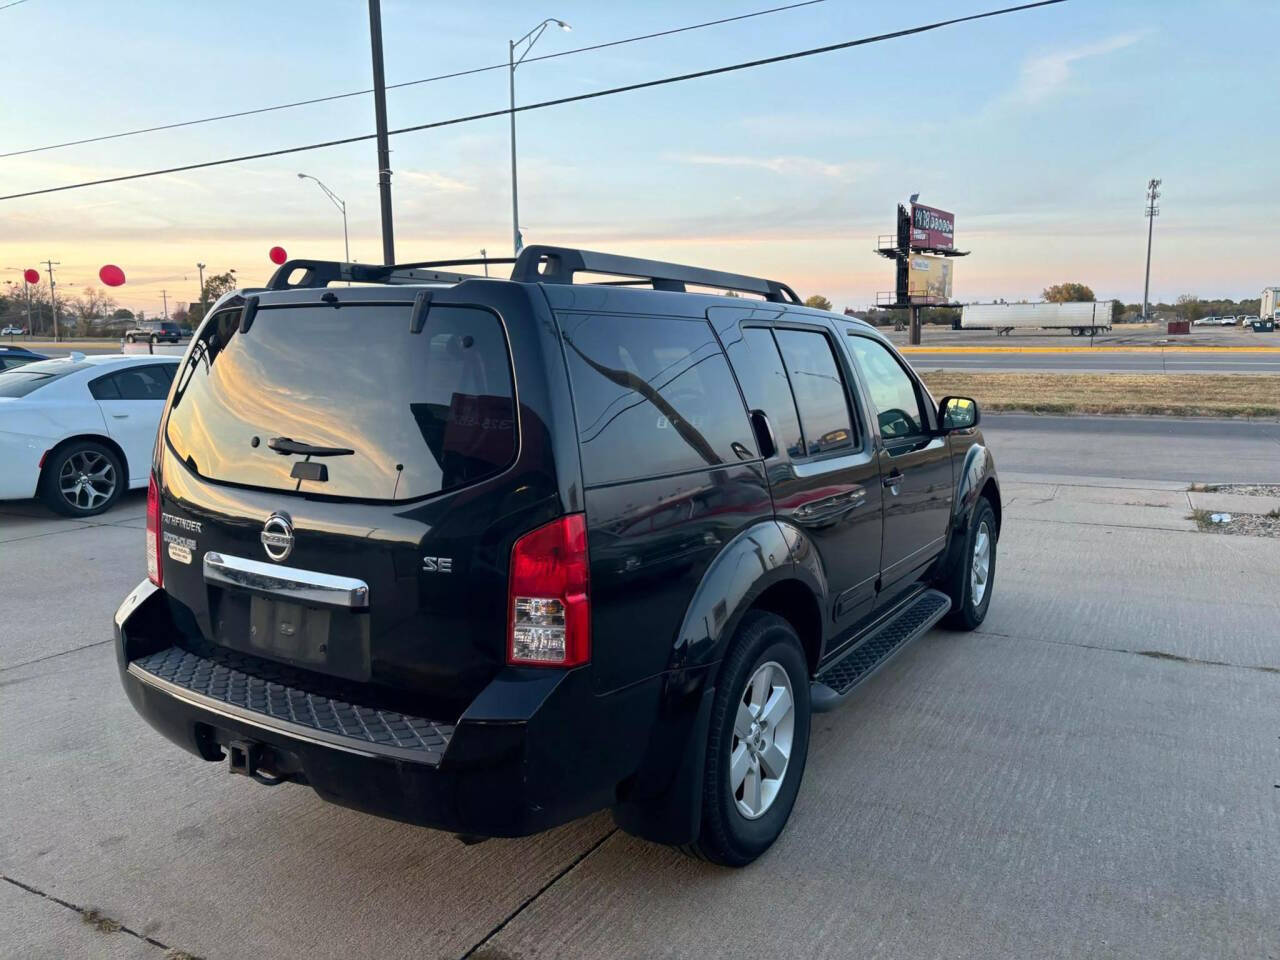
[[111, 413, 130, 419], [882, 470, 904, 489]]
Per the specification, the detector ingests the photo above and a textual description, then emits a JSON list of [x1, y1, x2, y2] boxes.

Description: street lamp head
[[556, 20, 571, 30], [297, 173, 307, 179], [197, 262, 205, 270]]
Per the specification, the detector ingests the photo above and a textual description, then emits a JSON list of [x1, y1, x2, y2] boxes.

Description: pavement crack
[[0, 638, 112, 675], [974, 629, 1280, 675], [458, 827, 618, 960], [2, 875, 199, 957]]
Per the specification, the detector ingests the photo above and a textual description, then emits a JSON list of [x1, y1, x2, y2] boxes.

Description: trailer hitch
[[227, 739, 287, 786]]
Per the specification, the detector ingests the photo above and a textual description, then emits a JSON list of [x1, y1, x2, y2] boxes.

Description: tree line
[[0, 269, 239, 337]]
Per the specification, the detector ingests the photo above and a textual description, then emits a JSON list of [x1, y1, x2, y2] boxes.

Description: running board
[[810, 589, 951, 713]]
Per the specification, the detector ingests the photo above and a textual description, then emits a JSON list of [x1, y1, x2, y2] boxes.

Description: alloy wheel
[[58, 450, 116, 511], [729, 660, 795, 820], [971, 520, 991, 607]]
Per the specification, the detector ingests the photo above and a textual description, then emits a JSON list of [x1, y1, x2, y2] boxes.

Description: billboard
[[906, 255, 953, 304], [910, 203, 954, 251]]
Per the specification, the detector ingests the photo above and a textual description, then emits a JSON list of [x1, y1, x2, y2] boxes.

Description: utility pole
[[480, 248, 489, 277], [368, 0, 395, 264], [162, 290, 169, 320], [1142, 178, 1161, 321], [43, 259, 60, 342], [197, 262, 207, 321]]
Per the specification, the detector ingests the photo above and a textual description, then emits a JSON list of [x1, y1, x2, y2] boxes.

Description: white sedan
[[0, 353, 180, 516]]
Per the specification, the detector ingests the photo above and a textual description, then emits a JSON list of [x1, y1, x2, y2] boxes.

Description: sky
[[2, 0, 1278, 316]]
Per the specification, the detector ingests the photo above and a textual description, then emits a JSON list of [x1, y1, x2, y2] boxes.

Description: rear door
[[843, 332, 953, 604], [89, 363, 174, 484], [713, 308, 883, 639]]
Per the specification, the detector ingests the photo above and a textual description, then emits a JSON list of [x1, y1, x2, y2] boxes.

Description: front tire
[[40, 441, 124, 517], [686, 612, 811, 867], [940, 498, 997, 630]]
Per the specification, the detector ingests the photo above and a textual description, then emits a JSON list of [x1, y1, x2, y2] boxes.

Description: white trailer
[[961, 300, 1115, 336], [1262, 287, 1280, 322]]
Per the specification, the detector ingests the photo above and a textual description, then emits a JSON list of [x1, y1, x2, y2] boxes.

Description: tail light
[[146, 472, 162, 587], [508, 514, 589, 667]]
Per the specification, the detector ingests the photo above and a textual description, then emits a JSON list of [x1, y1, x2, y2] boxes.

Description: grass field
[[918, 372, 1280, 419]]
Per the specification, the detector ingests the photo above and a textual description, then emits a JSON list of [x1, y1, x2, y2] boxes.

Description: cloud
[[397, 170, 476, 194], [1012, 32, 1145, 104], [674, 153, 871, 180]]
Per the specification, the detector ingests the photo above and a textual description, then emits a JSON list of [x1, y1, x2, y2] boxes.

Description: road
[[2, 415, 1279, 959], [905, 348, 1280, 374], [985, 413, 1280, 483]]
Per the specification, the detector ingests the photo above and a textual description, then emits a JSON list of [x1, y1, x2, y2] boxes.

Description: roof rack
[[511, 245, 800, 303], [263, 247, 801, 304], [265, 257, 515, 290]]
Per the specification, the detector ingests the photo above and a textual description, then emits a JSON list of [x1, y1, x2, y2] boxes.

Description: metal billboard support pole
[[909, 304, 921, 346]]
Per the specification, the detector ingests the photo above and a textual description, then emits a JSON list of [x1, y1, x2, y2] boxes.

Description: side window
[[111, 365, 172, 400], [721, 326, 805, 460], [773, 329, 857, 457], [88, 373, 121, 400], [845, 336, 927, 441], [561, 313, 755, 486]]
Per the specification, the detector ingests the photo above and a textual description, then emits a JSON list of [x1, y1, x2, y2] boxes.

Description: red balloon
[[268, 246, 288, 265], [23, 268, 40, 285], [99, 264, 126, 287]]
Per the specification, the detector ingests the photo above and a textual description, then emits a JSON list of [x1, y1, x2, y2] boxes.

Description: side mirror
[[938, 396, 980, 432]]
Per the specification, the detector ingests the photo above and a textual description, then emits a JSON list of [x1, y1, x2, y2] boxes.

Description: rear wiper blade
[[267, 436, 355, 457]]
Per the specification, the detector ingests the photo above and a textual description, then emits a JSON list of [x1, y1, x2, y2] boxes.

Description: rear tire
[[125, 334, 135, 343], [940, 498, 997, 630], [40, 440, 124, 517], [684, 611, 810, 867]]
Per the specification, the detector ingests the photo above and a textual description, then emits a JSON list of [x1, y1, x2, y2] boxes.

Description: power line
[[0, 0, 34, 10], [0, 0, 828, 160], [0, 0, 1065, 203]]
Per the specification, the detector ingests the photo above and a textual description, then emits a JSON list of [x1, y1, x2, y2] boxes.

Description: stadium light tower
[[1142, 178, 1161, 321]]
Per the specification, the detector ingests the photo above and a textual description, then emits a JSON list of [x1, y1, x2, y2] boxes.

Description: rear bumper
[[115, 581, 669, 837]]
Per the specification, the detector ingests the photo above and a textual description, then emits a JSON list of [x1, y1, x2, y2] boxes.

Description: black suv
[[125, 320, 182, 344], [115, 247, 1000, 866]]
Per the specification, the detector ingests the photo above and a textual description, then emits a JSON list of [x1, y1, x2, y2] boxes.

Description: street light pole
[[509, 18, 571, 257], [297, 174, 350, 263], [43, 259, 60, 342], [197, 262, 206, 321]]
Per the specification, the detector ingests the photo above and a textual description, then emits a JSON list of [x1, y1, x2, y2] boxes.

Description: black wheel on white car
[[150, 334, 158, 344], [125, 334, 134, 343], [685, 611, 810, 867], [40, 440, 124, 517], [940, 498, 997, 630]]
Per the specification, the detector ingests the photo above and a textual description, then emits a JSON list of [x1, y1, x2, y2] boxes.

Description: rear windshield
[[0, 361, 90, 397], [165, 302, 516, 501]]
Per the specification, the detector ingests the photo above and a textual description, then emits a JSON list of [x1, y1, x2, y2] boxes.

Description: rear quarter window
[[559, 312, 755, 486]]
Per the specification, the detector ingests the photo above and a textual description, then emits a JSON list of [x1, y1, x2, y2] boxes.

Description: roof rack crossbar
[[266, 257, 515, 290], [510, 246, 801, 304]]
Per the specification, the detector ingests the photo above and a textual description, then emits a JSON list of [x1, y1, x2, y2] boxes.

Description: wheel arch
[[613, 519, 825, 847]]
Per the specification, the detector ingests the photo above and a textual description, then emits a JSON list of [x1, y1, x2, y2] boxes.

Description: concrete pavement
[[3, 425, 1280, 959]]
